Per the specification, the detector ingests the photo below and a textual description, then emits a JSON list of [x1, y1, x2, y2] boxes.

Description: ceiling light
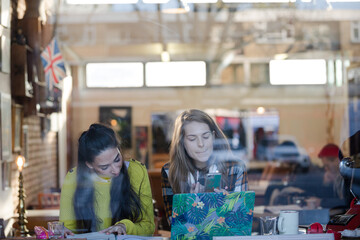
[[274, 53, 288, 60], [161, 0, 190, 13], [66, 0, 138, 4], [161, 51, 171, 62], [257, 107, 265, 115]]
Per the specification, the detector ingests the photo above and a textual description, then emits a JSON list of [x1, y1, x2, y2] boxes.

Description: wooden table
[[13, 209, 59, 235], [0, 238, 85, 240]]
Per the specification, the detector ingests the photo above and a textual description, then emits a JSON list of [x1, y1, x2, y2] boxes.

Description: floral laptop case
[[171, 191, 255, 240]]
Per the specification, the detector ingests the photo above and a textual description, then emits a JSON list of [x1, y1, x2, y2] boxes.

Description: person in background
[[161, 109, 248, 225], [264, 143, 348, 210], [318, 144, 344, 198], [339, 130, 360, 207], [307, 143, 347, 210], [60, 123, 154, 236]]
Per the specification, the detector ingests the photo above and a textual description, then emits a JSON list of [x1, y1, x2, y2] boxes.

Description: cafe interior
[[0, 0, 360, 238]]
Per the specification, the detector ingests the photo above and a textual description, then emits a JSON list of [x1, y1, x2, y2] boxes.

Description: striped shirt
[[161, 160, 248, 225]]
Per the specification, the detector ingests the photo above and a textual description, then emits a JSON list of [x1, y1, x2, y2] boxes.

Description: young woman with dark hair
[[161, 109, 248, 225], [59, 123, 154, 236]]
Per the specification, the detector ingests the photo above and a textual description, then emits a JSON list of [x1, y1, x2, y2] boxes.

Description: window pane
[[145, 61, 206, 87], [270, 59, 326, 85], [86, 63, 144, 88]]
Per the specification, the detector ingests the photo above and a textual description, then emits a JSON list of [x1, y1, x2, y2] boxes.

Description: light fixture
[[16, 155, 25, 172], [161, 51, 171, 62], [66, 0, 138, 4], [16, 155, 30, 237], [274, 53, 288, 60], [257, 107, 265, 115], [161, 0, 190, 14]]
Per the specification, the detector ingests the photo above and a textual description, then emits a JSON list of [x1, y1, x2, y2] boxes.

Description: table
[[213, 233, 335, 239], [13, 209, 59, 235], [0, 238, 85, 240]]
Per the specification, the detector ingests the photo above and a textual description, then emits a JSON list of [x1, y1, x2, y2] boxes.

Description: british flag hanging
[[40, 38, 66, 101]]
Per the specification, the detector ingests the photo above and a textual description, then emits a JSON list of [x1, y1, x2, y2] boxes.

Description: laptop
[[171, 191, 255, 240]]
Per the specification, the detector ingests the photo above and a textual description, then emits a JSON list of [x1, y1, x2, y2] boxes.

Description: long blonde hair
[[168, 109, 233, 193]]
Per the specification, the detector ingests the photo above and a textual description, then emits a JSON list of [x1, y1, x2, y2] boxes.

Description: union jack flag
[[40, 38, 66, 93]]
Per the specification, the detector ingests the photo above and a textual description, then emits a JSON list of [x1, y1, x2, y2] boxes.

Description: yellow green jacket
[[59, 159, 155, 236]]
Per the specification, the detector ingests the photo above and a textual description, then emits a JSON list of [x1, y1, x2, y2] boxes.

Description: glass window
[[86, 62, 144, 88], [270, 59, 327, 85], [145, 61, 206, 87]]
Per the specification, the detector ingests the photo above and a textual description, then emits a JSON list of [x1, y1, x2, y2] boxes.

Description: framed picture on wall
[[151, 111, 177, 154], [12, 104, 23, 153], [99, 106, 132, 149], [1, 161, 11, 190], [1, 93, 11, 161]]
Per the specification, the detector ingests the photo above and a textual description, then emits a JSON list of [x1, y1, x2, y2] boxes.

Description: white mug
[[277, 210, 299, 235]]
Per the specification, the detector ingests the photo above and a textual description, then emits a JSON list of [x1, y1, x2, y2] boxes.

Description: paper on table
[[72, 232, 116, 240], [117, 236, 169, 240], [71, 232, 168, 240]]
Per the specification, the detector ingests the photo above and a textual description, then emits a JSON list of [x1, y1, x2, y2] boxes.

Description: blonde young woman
[[161, 109, 248, 225]]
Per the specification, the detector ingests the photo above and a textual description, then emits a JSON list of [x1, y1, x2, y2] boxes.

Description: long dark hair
[[73, 123, 142, 232]]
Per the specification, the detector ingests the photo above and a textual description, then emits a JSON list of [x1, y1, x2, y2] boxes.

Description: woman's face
[[183, 121, 214, 169], [86, 147, 123, 178]]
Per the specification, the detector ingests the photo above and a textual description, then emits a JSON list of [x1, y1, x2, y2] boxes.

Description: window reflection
[[48, 0, 360, 235]]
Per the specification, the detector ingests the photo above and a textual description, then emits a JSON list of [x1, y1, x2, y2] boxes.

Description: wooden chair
[[152, 153, 169, 169], [37, 192, 61, 209], [148, 169, 170, 232]]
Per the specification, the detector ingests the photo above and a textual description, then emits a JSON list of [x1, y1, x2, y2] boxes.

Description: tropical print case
[[171, 191, 255, 240]]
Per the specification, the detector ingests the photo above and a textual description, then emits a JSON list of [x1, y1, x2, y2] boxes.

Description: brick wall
[[11, 116, 58, 211]]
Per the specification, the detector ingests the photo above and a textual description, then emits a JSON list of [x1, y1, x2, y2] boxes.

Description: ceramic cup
[[277, 210, 299, 235]]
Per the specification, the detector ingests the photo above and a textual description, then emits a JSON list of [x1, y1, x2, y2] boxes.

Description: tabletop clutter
[[34, 222, 64, 239], [259, 208, 360, 240]]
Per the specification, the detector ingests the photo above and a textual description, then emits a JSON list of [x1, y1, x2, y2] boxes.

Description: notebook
[[171, 191, 255, 240]]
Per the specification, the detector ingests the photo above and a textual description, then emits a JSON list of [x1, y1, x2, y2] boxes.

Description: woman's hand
[[100, 223, 127, 235], [190, 182, 205, 193], [64, 226, 74, 237], [214, 188, 229, 195]]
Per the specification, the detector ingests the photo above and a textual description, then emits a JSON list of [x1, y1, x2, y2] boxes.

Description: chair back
[[38, 192, 61, 209]]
